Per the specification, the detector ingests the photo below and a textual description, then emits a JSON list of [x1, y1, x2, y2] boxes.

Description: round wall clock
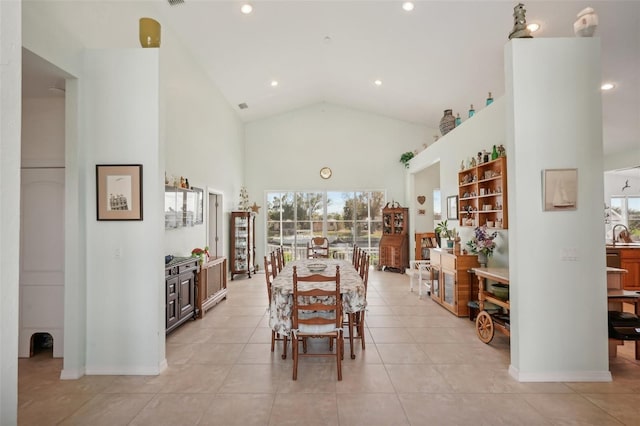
[[320, 167, 332, 179]]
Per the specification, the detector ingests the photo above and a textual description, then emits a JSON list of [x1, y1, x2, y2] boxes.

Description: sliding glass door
[[266, 190, 385, 265]]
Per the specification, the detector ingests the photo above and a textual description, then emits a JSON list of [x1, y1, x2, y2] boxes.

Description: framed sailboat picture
[[542, 168, 577, 211]]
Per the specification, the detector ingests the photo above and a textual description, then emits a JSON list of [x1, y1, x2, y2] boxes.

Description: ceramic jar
[[439, 109, 456, 136]]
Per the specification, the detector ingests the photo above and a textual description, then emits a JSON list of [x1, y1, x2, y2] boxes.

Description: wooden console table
[[197, 256, 227, 318]]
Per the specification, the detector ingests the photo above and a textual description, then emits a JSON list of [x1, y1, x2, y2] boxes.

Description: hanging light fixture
[[139, 18, 161, 48]]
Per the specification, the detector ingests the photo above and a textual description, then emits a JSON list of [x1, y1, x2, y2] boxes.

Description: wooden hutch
[[378, 202, 409, 273]]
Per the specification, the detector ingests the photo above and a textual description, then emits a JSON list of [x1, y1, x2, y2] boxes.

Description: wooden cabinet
[[197, 257, 227, 318], [230, 211, 255, 280], [620, 249, 640, 290], [458, 156, 508, 229], [378, 203, 409, 273], [415, 232, 437, 260], [429, 248, 479, 317], [165, 257, 199, 334]]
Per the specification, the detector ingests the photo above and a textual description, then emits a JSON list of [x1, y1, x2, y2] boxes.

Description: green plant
[[435, 220, 451, 238], [400, 151, 414, 168]]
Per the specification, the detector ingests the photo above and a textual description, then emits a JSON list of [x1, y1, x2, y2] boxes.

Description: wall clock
[[320, 167, 332, 179]]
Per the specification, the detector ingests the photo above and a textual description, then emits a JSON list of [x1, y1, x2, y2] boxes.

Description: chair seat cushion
[[297, 323, 339, 334]]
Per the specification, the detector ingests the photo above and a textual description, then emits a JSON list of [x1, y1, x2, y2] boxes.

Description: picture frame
[[447, 195, 458, 220], [96, 164, 143, 221], [542, 168, 577, 211]]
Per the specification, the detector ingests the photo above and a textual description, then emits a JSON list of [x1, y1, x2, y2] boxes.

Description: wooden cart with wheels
[[473, 267, 510, 344]]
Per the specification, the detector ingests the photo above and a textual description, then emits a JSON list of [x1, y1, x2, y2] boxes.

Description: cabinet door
[[178, 272, 196, 319], [442, 270, 456, 311], [166, 275, 179, 329], [622, 259, 640, 290]]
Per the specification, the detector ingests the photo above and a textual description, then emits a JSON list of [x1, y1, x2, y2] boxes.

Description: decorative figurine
[[460, 160, 465, 171], [477, 152, 483, 164], [574, 7, 598, 37], [508, 3, 533, 39], [486, 92, 494, 106], [497, 144, 506, 157]]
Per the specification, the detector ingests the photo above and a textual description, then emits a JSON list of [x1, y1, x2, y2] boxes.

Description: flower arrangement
[[191, 246, 209, 263], [466, 225, 498, 257]]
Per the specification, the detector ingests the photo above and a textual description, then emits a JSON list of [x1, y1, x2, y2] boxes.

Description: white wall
[[82, 49, 165, 375], [506, 38, 609, 381], [20, 0, 246, 381], [1, 0, 22, 422], [161, 29, 245, 259], [244, 102, 431, 261], [410, 98, 509, 268]]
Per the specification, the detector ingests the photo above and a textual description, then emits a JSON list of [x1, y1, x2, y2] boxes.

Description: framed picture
[[447, 195, 458, 220], [417, 209, 426, 216], [542, 168, 577, 211], [96, 164, 143, 220]]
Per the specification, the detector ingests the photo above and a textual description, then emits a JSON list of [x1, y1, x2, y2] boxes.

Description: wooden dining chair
[[346, 253, 369, 358], [291, 265, 343, 380], [352, 244, 361, 268], [264, 255, 287, 359], [307, 237, 330, 259], [270, 251, 279, 277], [278, 246, 286, 268]]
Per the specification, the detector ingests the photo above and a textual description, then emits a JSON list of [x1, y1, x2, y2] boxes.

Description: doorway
[[208, 189, 223, 258]]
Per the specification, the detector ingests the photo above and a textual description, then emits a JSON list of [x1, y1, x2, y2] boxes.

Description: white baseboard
[[509, 364, 612, 382]]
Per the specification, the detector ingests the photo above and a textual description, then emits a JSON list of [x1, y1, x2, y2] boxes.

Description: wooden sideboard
[[197, 256, 227, 318], [165, 257, 199, 334], [429, 248, 479, 317]]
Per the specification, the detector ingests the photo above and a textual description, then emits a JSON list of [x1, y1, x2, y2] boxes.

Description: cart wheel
[[476, 311, 495, 344]]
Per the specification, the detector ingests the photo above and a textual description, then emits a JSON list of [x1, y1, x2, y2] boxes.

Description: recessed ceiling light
[[374, 79, 382, 87], [402, 2, 414, 12], [601, 82, 616, 91], [527, 23, 540, 32], [270, 80, 279, 87], [240, 3, 253, 14]]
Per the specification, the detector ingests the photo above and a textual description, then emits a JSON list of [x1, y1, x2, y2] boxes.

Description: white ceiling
[[22, 1, 640, 157]]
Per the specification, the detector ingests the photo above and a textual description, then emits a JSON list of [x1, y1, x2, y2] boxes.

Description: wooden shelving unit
[[458, 156, 508, 230], [378, 202, 409, 273]]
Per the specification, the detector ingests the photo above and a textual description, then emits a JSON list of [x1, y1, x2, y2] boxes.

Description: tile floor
[[18, 269, 640, 425]]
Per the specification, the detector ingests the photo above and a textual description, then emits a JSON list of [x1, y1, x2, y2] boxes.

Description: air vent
[[168, 0, 184, 5], [238, 103, 248, 110]]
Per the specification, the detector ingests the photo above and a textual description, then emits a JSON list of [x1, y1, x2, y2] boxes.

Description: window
[[266, 190, 385, 264], [608, 196, 640, 241]]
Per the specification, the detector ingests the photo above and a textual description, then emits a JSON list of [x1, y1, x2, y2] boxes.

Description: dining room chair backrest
[[264, 255, 288, 357], [270, 251, 278, 277], [307, 237, 330, 259], [278, 246, 286, 268], [359, 253, 370, 293], [264, 255, 273, 300], [291, 265, 343, 380], [352, 245, 361, 268]]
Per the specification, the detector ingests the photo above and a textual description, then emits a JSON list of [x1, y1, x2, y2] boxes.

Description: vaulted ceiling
[[22, 1, 640, 157]]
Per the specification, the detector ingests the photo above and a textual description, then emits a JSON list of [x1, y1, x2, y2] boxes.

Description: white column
[[505, 38, 610, 381]]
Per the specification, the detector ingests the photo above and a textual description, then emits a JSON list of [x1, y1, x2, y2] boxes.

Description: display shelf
[[457, 156, 508, 229]]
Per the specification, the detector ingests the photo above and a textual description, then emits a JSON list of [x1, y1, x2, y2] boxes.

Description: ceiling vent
[[168, 0, 184, 5], [238, 103, 248, 110]]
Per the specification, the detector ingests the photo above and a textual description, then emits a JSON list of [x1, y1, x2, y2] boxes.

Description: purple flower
[[466, 225, 498, 257]]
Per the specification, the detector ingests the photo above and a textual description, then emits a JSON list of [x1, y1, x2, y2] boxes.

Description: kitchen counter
[[606, 246, 640, 290]]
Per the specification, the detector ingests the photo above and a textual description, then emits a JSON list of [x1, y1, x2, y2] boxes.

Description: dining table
[[268, 258, 367, 338]]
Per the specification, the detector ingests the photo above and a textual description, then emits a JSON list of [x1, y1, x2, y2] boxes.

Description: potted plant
[[400, 151, 414, 169], [434, 220, 451, 248]]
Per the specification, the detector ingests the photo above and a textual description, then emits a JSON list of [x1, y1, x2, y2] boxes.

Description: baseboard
[[509, 364, 612, 382]]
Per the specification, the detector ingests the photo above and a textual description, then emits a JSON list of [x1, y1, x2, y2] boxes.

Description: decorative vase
[[477, 252, 488, 267], [439, 109, 456, 136]]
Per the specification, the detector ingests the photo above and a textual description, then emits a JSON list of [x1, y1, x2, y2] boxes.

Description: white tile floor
[[18, 269, 640, 425]]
